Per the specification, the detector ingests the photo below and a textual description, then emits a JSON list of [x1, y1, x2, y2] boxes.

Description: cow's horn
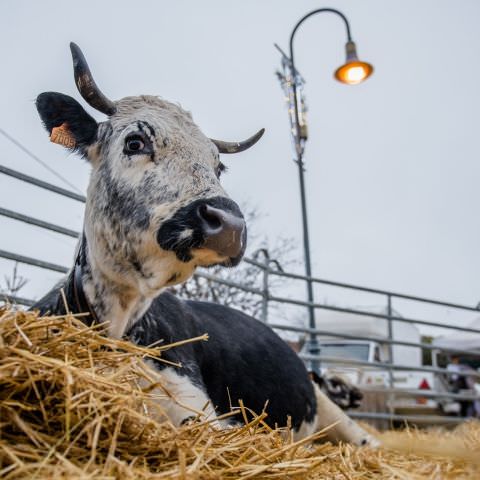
[[70, 42, 117, 116], [210, 128, 265, 154]]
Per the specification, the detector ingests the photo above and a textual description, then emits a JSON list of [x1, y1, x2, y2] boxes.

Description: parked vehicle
[[305, 308, 444, 416]]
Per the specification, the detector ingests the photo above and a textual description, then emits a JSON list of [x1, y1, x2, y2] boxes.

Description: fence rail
[[0, 249, 69, 274], [0, 164, 86, 203], [269, 323, 480, 357], [2, 163, 480, 426], [263, 264, 480, 312], [0, 207, 80, 238]]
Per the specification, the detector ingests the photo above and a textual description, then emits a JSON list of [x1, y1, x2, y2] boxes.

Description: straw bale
[[1, 307, 479, 479]]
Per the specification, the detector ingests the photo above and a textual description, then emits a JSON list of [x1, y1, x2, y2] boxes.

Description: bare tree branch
[[2, 262, 28, 296]]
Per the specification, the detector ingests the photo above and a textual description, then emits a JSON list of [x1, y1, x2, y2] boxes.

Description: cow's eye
[[125, 135, 145, 153], [215, 162, 226, 178]]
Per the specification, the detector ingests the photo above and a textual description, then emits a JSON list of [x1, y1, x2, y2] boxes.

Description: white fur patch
[[146, 363, 217, 426], [178, 228, 194, 240]]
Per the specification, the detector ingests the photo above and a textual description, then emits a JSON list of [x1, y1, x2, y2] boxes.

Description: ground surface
[[1, 308, 479, 479]]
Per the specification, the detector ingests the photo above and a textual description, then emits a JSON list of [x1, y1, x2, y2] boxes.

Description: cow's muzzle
[[196, 204, 245, 258], [157, 196, 247, 266]]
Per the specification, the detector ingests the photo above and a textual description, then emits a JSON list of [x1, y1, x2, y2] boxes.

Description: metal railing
[[2, 162, 480, 426]]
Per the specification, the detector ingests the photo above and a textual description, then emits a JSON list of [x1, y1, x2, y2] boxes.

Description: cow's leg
[[155, 366, 217, 426], [141, 362, 220, 427], [313, 383, 380, 447]]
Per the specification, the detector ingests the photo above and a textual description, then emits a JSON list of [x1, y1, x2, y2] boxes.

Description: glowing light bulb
[[345, 66, 368, 83], [334, 61, 373, 85]]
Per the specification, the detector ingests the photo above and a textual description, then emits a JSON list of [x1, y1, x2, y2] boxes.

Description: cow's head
[[36, 43, 263, 297]]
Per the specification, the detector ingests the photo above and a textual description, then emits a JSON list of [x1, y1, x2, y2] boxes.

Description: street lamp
[[275, 8, 373, 374], [335, 41, 374, 85]]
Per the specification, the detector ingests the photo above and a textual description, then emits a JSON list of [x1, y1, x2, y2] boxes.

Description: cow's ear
[[36, 92, 98, 153]]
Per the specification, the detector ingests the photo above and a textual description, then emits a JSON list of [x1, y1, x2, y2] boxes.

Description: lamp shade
[[334, 41, 373, 85]]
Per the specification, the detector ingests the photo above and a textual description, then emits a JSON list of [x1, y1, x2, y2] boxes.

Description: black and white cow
[[33, 43, 378, 446]]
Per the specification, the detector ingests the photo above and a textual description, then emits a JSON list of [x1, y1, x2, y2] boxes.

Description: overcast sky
[[1, 0, 479, 335]]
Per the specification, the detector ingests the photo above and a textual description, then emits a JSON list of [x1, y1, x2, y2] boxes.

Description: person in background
[[446, 355, 479, 417]]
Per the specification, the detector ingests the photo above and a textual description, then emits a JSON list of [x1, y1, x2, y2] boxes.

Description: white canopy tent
[[433, 317, 480, 352]]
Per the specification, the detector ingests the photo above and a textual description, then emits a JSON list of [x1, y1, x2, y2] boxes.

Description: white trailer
[[315, 307, 421, 365], [312, 307, 439, 414]]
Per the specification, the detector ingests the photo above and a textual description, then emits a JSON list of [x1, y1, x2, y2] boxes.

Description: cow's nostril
[[198, 204, 223, 232]]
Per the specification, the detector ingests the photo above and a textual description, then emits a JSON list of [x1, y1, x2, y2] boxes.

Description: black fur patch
[[311, 372, 363, 410], [99, 163, 151, 230], [156, 196, 246, 266], [36, 92, 98, 153], [30, 235, 97, 323], [127, 291, 317, 431], [138, 120, 156, 140]]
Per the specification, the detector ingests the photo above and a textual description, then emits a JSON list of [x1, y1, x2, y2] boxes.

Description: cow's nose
[[197, 204, 245, 258]]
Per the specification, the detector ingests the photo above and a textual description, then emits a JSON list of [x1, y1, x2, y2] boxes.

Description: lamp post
[[275, 8, 373, 374]]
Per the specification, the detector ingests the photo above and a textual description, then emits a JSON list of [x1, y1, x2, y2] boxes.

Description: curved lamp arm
[[289, 8, 352, 66]]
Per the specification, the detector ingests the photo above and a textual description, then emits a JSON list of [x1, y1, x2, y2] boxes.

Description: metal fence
[[2, 162, 480, 426]]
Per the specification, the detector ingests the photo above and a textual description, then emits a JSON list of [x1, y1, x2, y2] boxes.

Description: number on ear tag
[[50, 124, 76, 148]]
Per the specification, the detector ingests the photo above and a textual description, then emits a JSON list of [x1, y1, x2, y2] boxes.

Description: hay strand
[[1, 307, 480, 479]]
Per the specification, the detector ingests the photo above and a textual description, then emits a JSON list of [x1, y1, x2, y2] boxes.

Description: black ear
[[36, 92, 98, 151]]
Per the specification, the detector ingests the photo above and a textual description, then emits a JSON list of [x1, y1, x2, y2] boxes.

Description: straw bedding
[[1, 307, 479, 479]]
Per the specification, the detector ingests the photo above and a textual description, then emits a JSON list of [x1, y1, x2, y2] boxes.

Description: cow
[[33, 43, 378, 447]]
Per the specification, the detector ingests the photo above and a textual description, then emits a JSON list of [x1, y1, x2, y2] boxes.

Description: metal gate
[[2, 162, 480, 426]]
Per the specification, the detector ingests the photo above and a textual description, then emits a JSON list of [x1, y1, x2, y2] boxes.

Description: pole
[[287, 8, 353, 374]]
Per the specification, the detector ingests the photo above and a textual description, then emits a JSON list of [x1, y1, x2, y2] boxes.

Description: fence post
[[261, 257, 270, 324], [386, 294, 395, 416], [252, 249, 271, 323]]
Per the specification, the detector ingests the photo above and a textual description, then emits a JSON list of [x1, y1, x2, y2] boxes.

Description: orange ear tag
[[50, 123, 76, 148]]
